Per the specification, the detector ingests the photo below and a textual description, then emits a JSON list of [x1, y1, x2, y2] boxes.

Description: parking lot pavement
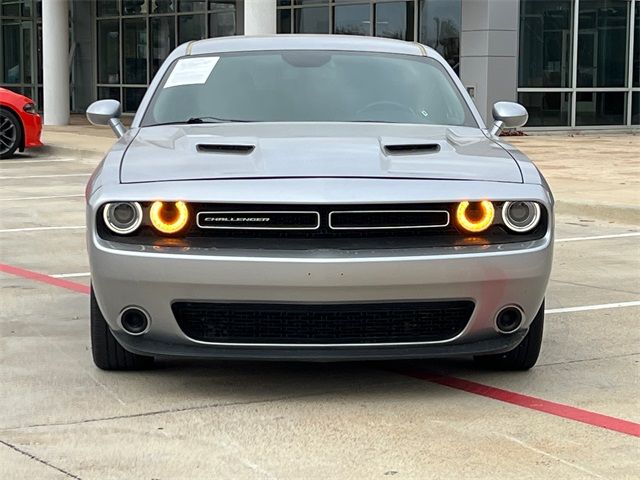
[[1, 152, 639, 479]]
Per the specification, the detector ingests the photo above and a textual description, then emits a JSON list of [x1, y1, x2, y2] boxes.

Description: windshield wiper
[[186, 116, 253, 124]]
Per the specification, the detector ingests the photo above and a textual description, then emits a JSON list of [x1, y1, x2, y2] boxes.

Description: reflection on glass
[[632, 93, 639, 125], [376, 1, 413, 41], [277, 9, 292, 33], [577, 0, 629, 87], [98, 19, 120, 84], [151, 16, 175, 78], [123, 0, 148, 15], [209, 1, 238, 37], [518, 92, 570, 126], [123, 18, 147, 84], [179, 0, 206, 12], [519, 0, 572, 87], [294, 6, 329, 33], [23, 22, 32, 83], [634, 5, 639, 87], [419, 0, 460, 73], [1, 21, 21, 83], [576, 92, 626, 125], [97, 0, 119, 16], [153, 0, 175, 14], [124, 87, 146, 113], [98, 86, 120, 102], [179, 14, 206, 43], [334, 4, 369, 36]]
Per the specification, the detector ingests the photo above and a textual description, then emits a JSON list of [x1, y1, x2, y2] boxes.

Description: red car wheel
[[0, 109, 21, 159]]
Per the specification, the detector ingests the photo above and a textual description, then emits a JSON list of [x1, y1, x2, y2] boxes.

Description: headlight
[[502, 201, 541, 232], [102, 202, 143, 234], [23, 103, 37, 114], [150, 201, 189, 234], [456, 201, 495, 233]]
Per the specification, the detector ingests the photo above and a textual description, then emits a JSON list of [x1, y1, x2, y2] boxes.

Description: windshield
[[141, 50, 477, 127]]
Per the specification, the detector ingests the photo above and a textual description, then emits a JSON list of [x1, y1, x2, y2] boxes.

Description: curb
[[37, 144, 106, 159], [555, 201, 640, 225]]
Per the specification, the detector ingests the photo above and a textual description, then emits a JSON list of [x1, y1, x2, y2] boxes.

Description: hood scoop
[[383, 143, 441, 155], [197, 143, 255, 154]]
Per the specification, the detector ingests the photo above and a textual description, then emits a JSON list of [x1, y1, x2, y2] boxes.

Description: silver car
[[86, 35, 553, 371]]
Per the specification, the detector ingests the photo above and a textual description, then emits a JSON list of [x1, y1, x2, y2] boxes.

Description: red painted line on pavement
[[3, 262, 639, 437], [404, 370, 640, 437], [0, 263, 90, 294]]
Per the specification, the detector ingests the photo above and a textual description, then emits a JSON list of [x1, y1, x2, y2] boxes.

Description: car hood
[[120, 123, 522, 184]]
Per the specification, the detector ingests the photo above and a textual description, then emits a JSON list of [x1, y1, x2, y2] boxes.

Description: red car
[[0, 87, 43, 158]]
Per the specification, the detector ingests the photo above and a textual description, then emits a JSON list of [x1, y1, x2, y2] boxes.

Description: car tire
[[474, 300, 544, 371], [91, 286, 154, 370], [0, 109, 22, 159]]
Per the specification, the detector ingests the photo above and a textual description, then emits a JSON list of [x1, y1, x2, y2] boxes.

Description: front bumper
[[21, 112, 42, 149], [90, 231, 553, 360]]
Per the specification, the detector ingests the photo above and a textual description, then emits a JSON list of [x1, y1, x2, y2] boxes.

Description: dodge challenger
[[85, 35, 553, 371]]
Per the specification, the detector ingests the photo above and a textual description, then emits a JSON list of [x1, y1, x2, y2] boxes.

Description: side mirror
[[86, 99, 127, 138], [490, 101, 528, 136]]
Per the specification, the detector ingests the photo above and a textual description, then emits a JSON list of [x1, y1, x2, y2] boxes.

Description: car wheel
[[474, 300, 544, 371], [91, 286, 154, 370], [0, 109, 22, 159]]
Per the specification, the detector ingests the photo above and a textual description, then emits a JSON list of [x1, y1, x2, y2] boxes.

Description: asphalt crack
[[0, 439, 82, 479]]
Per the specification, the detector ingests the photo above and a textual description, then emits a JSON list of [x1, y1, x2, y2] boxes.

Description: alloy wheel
[[0, 114, 18, 156]]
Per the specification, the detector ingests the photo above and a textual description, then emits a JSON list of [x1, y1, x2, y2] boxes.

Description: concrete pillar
[[42, 0, 70, 125], [244, 0, 277, 35], [460, 0, 519, 125]]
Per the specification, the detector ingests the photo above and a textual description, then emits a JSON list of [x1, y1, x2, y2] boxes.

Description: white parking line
[[546, 301, 640, 314], [556, 232, 640, 243], [51, 272, 90, 278], [0, 194, 84, 201], [0, 173, 90, 180], [0, 226, 85, 233]]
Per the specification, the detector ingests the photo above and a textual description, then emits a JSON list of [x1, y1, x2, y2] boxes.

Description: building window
[[418, 0, 460, 73], [96, 0, 243, 113], [0, 1, 42, 107], [519, 0, 572, 88], [277, 1, 460, 73], [518, 0, 639, 128]]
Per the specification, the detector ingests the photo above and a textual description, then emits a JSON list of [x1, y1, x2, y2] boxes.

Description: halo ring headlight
[[103, 202, 143, 235], [150, 201, 189, 234], [456, 201, 495, 233], [502, 201, 541, 233]]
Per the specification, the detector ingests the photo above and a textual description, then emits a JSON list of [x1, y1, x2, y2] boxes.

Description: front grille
[[172, 301, 474, 345], [98, 202, 548, 249]]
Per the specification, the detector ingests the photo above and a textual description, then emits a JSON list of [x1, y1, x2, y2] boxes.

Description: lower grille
[[172, 301, 474, 345]]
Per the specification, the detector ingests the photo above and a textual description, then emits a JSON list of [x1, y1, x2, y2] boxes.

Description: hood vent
[[197, 144, 255, 154], [384, 143, 440, 155]]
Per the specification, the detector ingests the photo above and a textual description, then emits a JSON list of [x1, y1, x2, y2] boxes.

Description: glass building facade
[[519, 0, 640, 127], [276, 0, 461, 74], [0, 0, 43, 107], [95, 0, 243, 112], [0, 0, 638, 127]]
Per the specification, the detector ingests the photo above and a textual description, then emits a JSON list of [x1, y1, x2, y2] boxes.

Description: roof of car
[[187, 34, 431, 57]]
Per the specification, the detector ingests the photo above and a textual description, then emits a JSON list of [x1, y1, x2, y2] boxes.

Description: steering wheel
[[355, 100, 417, 120]]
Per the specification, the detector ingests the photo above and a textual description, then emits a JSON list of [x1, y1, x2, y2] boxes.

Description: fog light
[[502, 201, 541, 233], [103, 202, 143, 234], [150, 201, 189, 234], [120, 307, 150, 335], [456, 201, 494, 233]]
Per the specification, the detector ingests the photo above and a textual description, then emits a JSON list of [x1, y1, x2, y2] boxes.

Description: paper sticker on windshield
[[164, 57, 220, 88]]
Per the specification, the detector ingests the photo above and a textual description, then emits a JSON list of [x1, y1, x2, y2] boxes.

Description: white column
[[244, 0, 277, 35], [42, 0, 70, 125]]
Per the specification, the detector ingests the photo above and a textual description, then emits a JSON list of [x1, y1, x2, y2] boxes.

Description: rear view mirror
[[490, 101, 528, 136], [86, 99, 126, 138]]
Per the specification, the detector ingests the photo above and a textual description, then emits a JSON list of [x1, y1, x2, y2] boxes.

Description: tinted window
[[142, 51, 475, 127]]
